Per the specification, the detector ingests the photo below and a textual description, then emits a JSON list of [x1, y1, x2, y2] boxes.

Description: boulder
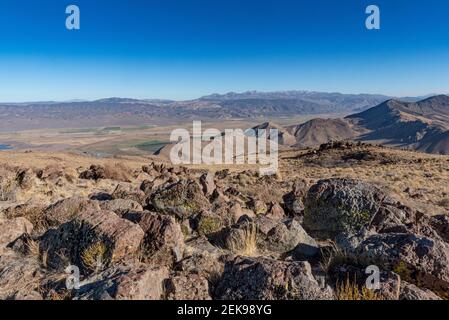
[[112, 183, 146, 205], [263, 219, 318, 256], [400, 282, 442, 300], [44, 197, 100, 226], [303, 179, 387, 239], [76, 264, 169, 300], [356, 233, 449, 298], [99, 199, 143, 215], [134, 212, 185, 267], [199, 172, 216, 196], [165, 274, 212, 300], [40, 209, 144, 271], [266, 202, 285, 220], [184, 235, 223, 258], [0, 249, 44, 300], [150, 180, 211, 219], [0, 216, 33, 248], [428, 214, 449, 243], [139, 179, 154, 195], [247, 198, 268, 215], [79, 165, 105, 181], [282, 179, 309, 216], [215, 257, 334, 300], [176, 253, 225, 289]]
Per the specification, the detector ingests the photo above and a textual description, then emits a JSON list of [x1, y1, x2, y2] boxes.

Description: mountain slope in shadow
[[287, 95, 449, 154]]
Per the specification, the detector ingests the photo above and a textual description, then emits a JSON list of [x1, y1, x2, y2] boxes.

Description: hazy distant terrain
[[0, 91, 396, 131]]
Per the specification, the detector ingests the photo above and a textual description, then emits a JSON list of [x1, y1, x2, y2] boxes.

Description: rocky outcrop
[[303, 179, 387, 239], [215, 257, 334, 300], [400, 282, 442, 300], [44, 197, 100, 226], [76, 264, 169, 300], [165, 274, 212, 300], [40, 209, 144, 271], [133, 212, 185, 267], [263, 218, 318, 256], [0, 216, 33, 248], [356, 233, 449, 298], [0, 249, 44, 300], [99, 199, 143, 215], [112, 183, 146, 205], [150, 180, 211, 218]]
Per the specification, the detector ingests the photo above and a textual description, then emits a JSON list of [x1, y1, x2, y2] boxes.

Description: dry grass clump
[[225, 222, 258, 257], [197, 215, 223, 236], [336, 277, 383, 300], [81, 242, 108, 273], [319, 242, 350, 273]]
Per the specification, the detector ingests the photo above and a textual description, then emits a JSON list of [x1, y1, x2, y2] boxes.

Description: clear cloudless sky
[[0, 0, 448, 101]]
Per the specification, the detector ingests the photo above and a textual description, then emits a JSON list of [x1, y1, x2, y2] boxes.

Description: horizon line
[[0, 90, 445, 104]]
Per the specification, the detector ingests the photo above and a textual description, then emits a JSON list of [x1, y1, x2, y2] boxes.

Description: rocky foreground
[[0, 143, 449, 300]]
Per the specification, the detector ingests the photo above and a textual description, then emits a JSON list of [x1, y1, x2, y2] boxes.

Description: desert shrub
[[197, 215, 222, 235], [224, 222, 258, 256], [81, 242, 108, 273], [336, 277, 383, 300], [320, 241, 374, 273]]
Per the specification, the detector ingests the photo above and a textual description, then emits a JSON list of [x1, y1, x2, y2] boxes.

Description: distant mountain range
[[0, 90, 436, 131]]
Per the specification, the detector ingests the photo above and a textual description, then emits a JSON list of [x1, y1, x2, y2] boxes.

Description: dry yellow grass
[[81, 242, 108, 273], [225, 222, 259, 257], [336, 278, 383, 301]]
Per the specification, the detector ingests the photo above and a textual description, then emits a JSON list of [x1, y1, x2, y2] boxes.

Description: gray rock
[[356, 233, 449, 298], [150, 180, 211, 219], [215, 257, 334, 300], [303, 179, 387, 239], [266, 202, 285, 220], [263, 219, 318, 255], [400, 282, 442, 300]]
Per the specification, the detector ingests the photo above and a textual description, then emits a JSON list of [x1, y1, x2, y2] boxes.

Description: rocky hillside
[[270, 95, 449, 155], [0, 143, 448, 300]]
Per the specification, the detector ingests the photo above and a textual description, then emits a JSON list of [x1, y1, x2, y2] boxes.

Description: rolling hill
[[288, 95, 449, 154]]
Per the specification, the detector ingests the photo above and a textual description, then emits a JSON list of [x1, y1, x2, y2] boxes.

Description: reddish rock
[[0, 216, 33, 248], [41, 209, 144, 271], [166, 274, 211, 300]]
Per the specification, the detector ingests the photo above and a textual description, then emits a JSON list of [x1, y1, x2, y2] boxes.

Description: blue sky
[[0, 0, 448, 101]]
